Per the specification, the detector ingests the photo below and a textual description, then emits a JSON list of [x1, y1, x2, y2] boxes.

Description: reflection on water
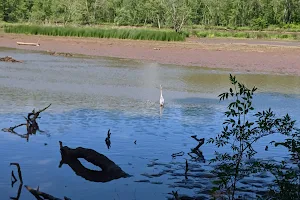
[[59, 141, 130, 183], [0, 48, 300, 199]]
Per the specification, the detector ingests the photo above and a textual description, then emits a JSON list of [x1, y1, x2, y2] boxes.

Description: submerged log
[[17, 42, 40, 46], [59, 141, 130, 182], [25, 185, 70, 200], [0, 56, 22, 63]]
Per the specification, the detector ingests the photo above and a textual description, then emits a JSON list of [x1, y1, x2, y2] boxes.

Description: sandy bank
[[1, 33, 300, 75]]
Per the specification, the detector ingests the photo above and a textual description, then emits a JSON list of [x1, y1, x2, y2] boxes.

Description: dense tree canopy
[[1, 0, 300, 30]]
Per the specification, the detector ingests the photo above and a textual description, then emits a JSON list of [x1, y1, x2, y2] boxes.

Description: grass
[[189, 24, 300, 32], [3, 24, 186, 41], [192, 30, 300, 40], [3, 23, 300, 41]]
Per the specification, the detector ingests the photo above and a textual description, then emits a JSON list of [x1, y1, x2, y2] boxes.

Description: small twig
[[10, 163, 23, 184], [2, 123, 27, 133]]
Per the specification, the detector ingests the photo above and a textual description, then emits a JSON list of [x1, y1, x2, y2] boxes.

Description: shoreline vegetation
[[2, 23, 300, 41], [2, 0, 300, 41]]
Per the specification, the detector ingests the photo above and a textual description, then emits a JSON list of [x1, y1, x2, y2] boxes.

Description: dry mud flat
[[1, 33, 300, 75]]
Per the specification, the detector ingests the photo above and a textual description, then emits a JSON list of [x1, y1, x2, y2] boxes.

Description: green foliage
[[250, 18, 268, 31], [208, 74, 297, 199], [4, 25, 186, 41], [2, 0, 300, 32]]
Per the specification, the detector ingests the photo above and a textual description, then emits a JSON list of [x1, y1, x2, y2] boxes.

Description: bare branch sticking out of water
[[105, 129, 111, 149], [2, 124, 27, 133], [10, 163, 23, 184], [25, 185, 70, 200], [189, 136, 205, 162], [2, 104, 51, 140]]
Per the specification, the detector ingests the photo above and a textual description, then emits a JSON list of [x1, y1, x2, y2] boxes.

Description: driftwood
[[25, 185, 70, 200], [59, 141, 130, 182], [0, 56, 22, 63], [17, 42, 40, 46], [2, 104, 51, 141]]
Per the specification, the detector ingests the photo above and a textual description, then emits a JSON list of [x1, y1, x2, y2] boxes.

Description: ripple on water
[[1, 50, 300, 199]]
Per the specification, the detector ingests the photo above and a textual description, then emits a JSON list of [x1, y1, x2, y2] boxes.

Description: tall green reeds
[[4, 25, 186, 41], [194, 30, 300, 40]]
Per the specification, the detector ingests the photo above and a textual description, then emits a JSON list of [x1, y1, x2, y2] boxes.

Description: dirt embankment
[[1, 33, 300, 75]]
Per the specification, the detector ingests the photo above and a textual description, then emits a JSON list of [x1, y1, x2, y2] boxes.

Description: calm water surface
[[0, 48, 300, 199]]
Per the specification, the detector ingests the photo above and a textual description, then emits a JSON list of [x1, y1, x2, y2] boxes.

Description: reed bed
[[193, 30, 300, 40], [4, 25, 186, 41]]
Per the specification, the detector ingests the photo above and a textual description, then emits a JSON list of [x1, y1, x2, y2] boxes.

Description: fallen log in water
[[25, 185, 71, 200], [0, 56, 22, 63], [59, 141, 130, 182], [17, 42, 40, 46]]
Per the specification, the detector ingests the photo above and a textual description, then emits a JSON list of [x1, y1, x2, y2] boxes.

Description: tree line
[[1, 0, 300, 31]]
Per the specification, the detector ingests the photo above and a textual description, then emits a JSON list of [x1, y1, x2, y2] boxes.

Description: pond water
[[1, 48, 300, 200]]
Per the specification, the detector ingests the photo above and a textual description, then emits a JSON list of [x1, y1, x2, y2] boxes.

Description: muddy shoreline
[[1, 33, 300, 75]]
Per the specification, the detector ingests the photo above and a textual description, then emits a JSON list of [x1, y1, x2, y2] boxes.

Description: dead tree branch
[[105, 129, 111, 149], [188, 136, 205, 162], [2, 104, 51, 140], [25, 185, 68, 200], [10, 163, 23, 184], [10, 182, 23, 200]]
